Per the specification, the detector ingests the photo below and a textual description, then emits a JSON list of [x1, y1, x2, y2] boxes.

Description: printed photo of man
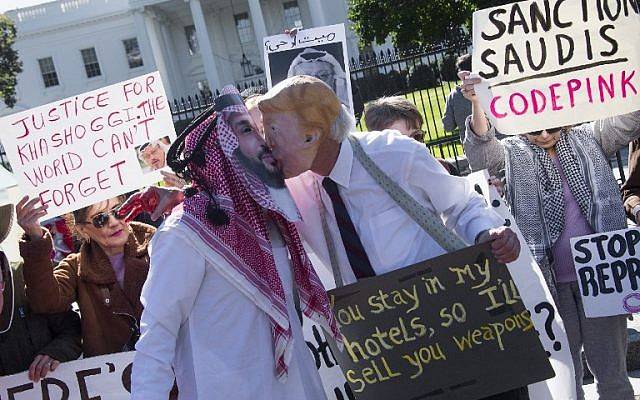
[[136, 137, 170, 173], [287, 47, 350, 108]]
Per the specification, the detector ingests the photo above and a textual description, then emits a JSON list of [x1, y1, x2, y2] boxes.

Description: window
[[234, 13, 254, 45], [38, 57, 59, 87], [185, 25, 199, 56], [123, 38, 144, 69], [283, 1, 303, 29], [80, 47, 102, 78]]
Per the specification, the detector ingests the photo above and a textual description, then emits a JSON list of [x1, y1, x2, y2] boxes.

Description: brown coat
[[20, 222, 155, 357], [622, 139, 640, 223]]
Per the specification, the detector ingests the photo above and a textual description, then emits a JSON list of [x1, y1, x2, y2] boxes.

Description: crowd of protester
[[0, 49, 639, 400]]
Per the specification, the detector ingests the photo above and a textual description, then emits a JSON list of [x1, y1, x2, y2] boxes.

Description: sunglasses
[[529, 127, 563, 136], [80, 207, 124, 229]]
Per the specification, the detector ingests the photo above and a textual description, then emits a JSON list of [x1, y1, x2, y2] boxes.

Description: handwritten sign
[[466, 171, 576, 399], [472, 0, 640, 135], [0, 72, 176, 218], [327, 244, 554, 400], [0, 352, 133, 400], [304, 253, 354, 400], [263, 24, 354, 113], [570, 226, 640, 317]]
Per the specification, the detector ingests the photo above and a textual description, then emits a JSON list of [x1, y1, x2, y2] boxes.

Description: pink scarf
[[179, 86, 340, 380]]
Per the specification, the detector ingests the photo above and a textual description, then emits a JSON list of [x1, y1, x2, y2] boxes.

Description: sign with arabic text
[[263, 24, 354, 113]]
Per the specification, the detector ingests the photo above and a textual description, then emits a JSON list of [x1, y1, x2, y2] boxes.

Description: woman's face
[[76, 197, 130, 255], [526, 129, 562, 150]]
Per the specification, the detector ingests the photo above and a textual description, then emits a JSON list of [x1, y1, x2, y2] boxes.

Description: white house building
[[2, 0, 370, 116]]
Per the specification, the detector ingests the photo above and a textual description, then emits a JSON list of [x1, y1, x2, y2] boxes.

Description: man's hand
[[15, 196, 46, 240], [28, 355, 59, 382], [477, 226, 520, 264], [161, 170, 187, 188], [118, 186, 184, 222]]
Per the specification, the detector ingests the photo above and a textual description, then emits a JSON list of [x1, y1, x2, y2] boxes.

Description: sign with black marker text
[[571, 226, 640, 317], [472, 0, 640, 135], [0, 352, 134, 400]]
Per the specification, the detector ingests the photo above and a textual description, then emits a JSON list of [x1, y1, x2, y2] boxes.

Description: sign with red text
[[0, 72, 176, 218], [0, 352, 134, 400], [472, 0, 640, 135], [571, 227, 640, 318]]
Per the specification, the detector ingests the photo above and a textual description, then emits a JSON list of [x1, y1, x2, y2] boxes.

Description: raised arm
[[592, 110, 640, 158], [16, 197, 78, 313], [458, 71, 506, 176]]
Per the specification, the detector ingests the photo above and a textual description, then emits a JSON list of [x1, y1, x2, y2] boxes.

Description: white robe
[[131, 213, 326, 400]]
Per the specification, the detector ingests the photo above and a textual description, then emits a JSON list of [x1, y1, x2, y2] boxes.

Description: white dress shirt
[[131, 214, 326, 400], [287, 130, 503, 286]]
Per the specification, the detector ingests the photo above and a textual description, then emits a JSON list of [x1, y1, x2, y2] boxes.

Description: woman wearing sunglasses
[[459, 70, 640, 400], [15, 195, 155, 359]]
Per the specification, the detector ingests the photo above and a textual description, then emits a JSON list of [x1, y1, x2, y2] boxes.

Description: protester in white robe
[[128, 87, 340, 400]]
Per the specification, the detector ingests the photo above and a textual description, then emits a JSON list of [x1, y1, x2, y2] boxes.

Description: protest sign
[[466, 170, 576, 400], [472, 0, 640, 135], [0, 352, 134, 400], [327, 243, 554, 400], [304, 253, 354, 400], [263, 24, 354, 113], [0, 72, 176, 218], [570, 226, 640, 317]]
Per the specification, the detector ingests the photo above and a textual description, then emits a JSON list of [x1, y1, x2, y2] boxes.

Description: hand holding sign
[[477, 226, 521, 263], [15, 196, 47, 240]]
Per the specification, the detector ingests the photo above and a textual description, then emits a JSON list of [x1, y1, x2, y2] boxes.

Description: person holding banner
[[0, 203, 82, 381], [129, 87, 340, 399], [15, 195, 155, 358], [460, 71, 640, 400]]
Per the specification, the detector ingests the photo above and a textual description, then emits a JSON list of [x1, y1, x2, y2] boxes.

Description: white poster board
[[472, 0, 640, 135], [0, 72, 176, 218], [263, 24, 354, 113], [464, 170, 576, 399], [0, 352, 134, 399], [570, 226, 640, 317]]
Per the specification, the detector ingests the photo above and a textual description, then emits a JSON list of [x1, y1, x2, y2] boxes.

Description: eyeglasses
[[80, 207, 124, 229], [529, 127, 563, 136]]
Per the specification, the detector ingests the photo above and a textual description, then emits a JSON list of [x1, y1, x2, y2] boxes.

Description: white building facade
[[2, 0, 366, 116]]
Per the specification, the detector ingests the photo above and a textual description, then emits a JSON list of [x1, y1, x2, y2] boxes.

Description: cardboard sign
[[304, 252, 355, 400], [570, 226, 640, 317], [0, 352, 134, 400], [0, 72, 176, 218], [326, 243, 554, 400], [466, 171, 576, 400], [472, 0, 640, 135], [263, 24, 354, 113]]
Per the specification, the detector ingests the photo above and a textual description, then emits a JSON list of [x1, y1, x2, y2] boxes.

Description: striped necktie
[[322, 177, 376, 279]]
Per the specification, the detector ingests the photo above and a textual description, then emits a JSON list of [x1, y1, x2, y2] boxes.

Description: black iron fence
[[168, 43, 627, 182], [0, 45, 627, 183]]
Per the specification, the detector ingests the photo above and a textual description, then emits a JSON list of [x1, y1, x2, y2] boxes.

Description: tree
[[348, 0, 515, 49], [0, 14, 22, 108]]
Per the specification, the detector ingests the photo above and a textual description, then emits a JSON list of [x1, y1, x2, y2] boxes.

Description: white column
[[188, 0, 221, 91], [143, 9, 175, 99], [133, 8, 157, 71], [248, 0, 267, 59], [307, 0, 326, 27], [157, 13, 186, 98]]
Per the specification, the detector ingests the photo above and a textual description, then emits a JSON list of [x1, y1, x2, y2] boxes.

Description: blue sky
[[1, 0, 51, 14]]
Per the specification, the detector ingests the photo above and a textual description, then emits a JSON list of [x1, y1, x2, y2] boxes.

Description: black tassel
[[183, 186, 198, 198], [206, 202, 230, 226]]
